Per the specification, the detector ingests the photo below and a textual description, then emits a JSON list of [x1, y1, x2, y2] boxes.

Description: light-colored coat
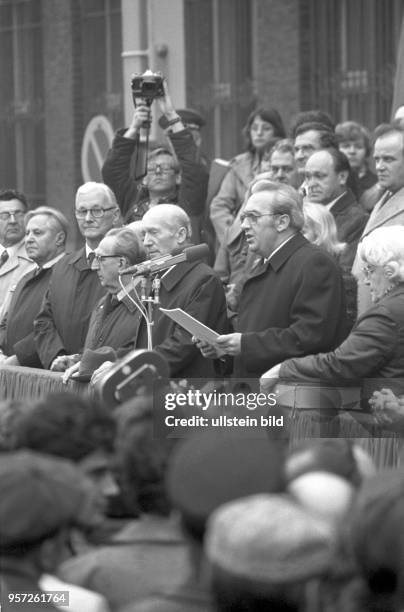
[[0, 241, 34, 313], [353, 186, 404, 315]]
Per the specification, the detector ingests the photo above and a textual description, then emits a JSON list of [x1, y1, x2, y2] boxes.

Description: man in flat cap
[[0, 450, 101, 611]]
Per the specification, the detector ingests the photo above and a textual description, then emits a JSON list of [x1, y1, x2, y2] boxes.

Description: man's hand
[[50, 354, 80, 372], [369, 388, 404, 426], [193, 333, 242, 359], [215, 333, 242, 356], [90, 360, 115, 387], [2, 354, 20, 366], [193, 337, 223, 359], [156, 78, 177, 120], [123, 105, 151, 139], [260, 363, 282, 392], [62, 361, 81, 384]]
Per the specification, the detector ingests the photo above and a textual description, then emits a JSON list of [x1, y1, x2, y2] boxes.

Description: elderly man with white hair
[[135, 203, 228, 378], [34, 182, 122, 370], [262, 225, 404, 398]]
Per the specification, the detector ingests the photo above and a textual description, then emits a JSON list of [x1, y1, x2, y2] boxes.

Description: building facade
[[1, 0, 403, 244]]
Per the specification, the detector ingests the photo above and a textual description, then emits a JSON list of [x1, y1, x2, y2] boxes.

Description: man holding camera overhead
[[102, 76, 208, 242]]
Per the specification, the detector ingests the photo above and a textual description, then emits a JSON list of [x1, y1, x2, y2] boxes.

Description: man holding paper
[[195, 182, 348, 378]]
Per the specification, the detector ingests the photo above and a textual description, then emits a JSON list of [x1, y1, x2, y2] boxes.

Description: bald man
[[136, 204, 228, 378]]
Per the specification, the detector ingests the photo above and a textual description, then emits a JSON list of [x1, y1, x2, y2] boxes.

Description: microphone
[[120, 244, 210, 276]]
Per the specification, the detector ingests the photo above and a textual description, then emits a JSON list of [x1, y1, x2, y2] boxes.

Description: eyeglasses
[[240, 212, 278, 225], [75, 207, 116, 218], [271, 165, 294, 174], [93, 254, 121, 264], [147, 163, 175, 175], [0, 210, 25, 221]]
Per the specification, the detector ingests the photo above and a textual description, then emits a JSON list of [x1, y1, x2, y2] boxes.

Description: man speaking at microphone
[[92, 204, 228, 381]]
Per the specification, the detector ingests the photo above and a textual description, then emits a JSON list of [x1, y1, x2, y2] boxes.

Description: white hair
[[75, 182, 118, 208], [358, 226, 404, 281], [143, 204, 192, 239]]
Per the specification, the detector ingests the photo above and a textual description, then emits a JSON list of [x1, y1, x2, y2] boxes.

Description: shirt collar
[[41, 252, 65, 270], [2, 238, 25, 258], [264, 233, 298, 263], [85, 243, 96, 259]]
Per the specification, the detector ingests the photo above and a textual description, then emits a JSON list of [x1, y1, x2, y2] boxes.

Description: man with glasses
[[59, 227, 147, 381], [215, 142, 299, 318], [196, 182, 347, 378], [102, 79, 208, 242], [0, 189, 34, 311], [34, 182, 122, 370]]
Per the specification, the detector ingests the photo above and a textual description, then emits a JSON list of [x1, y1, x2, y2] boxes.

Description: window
[[300, 0, 404, 127], [0, 0, 45, 204], [184, 0, 255, 159], [80, 0, 123, 127]]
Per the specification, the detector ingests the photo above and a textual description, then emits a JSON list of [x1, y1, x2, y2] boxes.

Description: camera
[[131, 70, 164, 105]]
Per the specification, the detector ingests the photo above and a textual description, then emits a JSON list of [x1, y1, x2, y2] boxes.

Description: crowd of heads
[[4, 391, 404, 611], [3, 98, 404, 611]]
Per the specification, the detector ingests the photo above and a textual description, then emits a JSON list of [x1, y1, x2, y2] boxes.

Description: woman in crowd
[[262, 225, 404, 401], [210, 107, 286, 244], [335, 121, 377, 198]]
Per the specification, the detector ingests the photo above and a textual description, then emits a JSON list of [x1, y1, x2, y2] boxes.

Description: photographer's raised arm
[[123, 106, 151, 140]]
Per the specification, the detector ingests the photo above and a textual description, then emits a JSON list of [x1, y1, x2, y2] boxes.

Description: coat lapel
[[362, 186, 404, 236]]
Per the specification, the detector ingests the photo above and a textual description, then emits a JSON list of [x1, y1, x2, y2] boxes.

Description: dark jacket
[[279, 286, 404, 383], [0, 267, 53, 367], [330, 189, 368, 271], [84, 291, 142, 352], [34, 249, 105, 368], [102, 128, 209, 230], [235, 233, 348, 378], [133, 259, 228, 378]]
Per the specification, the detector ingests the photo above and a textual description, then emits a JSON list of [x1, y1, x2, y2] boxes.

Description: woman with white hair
[[262, 225, 404, 389]]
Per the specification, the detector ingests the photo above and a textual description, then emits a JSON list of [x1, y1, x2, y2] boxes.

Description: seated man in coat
[[61, 226, 147, 379]]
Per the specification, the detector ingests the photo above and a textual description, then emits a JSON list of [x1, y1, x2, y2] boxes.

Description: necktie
[[87, 252, 95, 267], [0, 250, 9, 268]]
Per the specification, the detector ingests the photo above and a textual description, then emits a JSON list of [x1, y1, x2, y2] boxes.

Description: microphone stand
[[139, 273, 161, 350]]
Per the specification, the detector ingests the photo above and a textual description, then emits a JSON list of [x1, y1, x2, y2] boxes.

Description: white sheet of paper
[[159, 307, 220, 343]]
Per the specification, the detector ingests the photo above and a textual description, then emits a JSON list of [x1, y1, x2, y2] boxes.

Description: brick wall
[[42, 0, 80, 247], [255, 0, 300, 134]]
